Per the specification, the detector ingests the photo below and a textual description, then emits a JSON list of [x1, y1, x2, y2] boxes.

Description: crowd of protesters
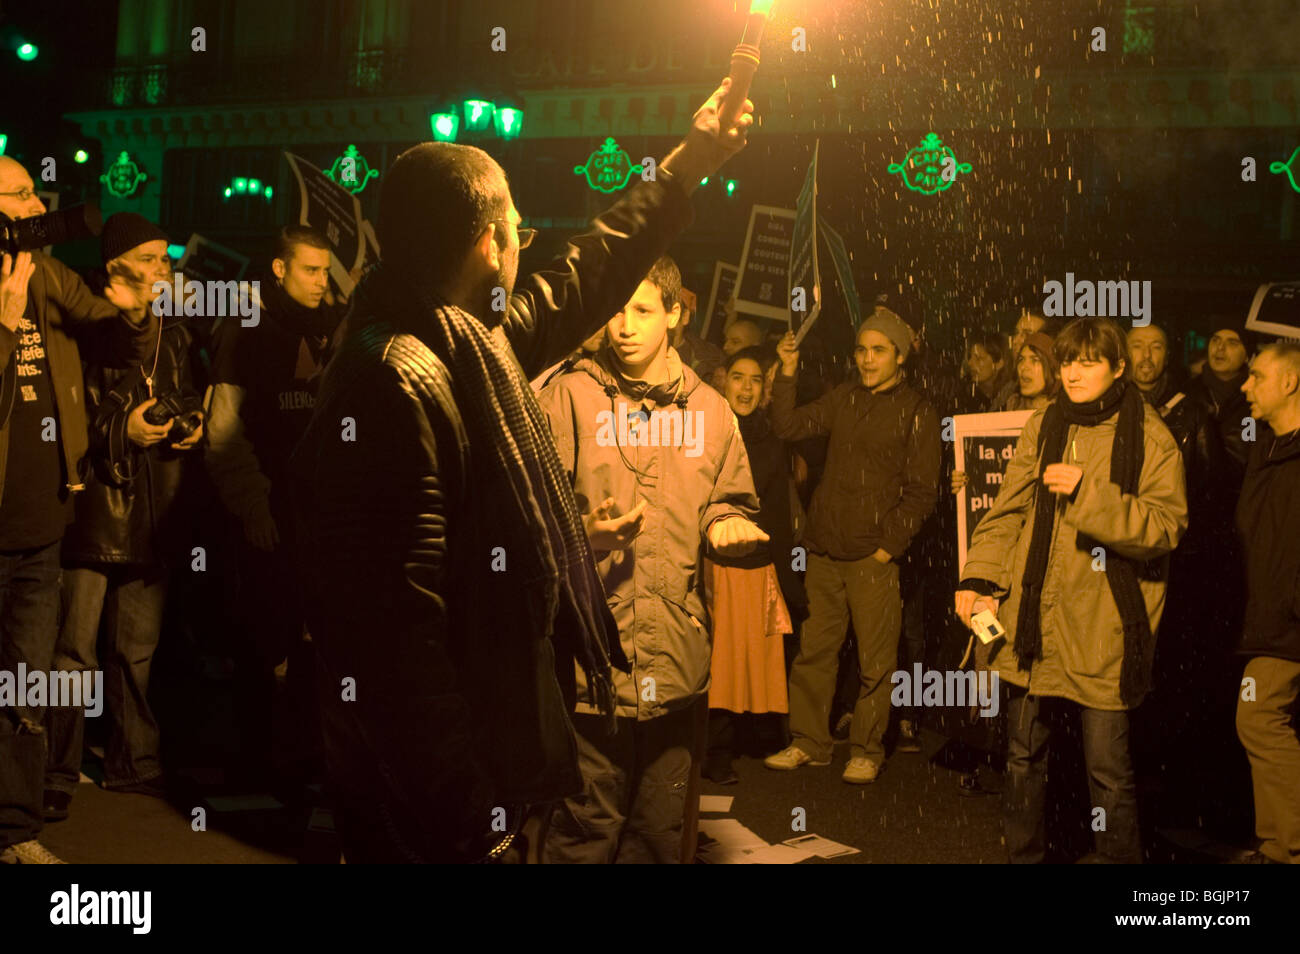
[[2, 77, 1298, 865]]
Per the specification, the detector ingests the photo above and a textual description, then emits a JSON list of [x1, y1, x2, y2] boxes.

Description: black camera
[[144, 393, 205, 444], [0, 204, 103, 257]]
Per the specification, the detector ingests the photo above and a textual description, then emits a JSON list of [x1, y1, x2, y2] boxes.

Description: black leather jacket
[[290, 176, 694, 862], [61, 316, 204, 567], [1139, 372, 1231, 549]]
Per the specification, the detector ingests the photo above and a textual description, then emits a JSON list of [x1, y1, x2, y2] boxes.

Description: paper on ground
[[782, 833, 861, 858], [698, 795, 734, 813]]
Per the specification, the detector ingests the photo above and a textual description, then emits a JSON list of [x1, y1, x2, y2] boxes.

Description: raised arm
[[505, 80, 753, 377]]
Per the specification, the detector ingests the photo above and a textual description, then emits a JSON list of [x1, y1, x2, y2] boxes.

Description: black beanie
[[100, 213, 170, 265], [1207, 313, 1261, 354]]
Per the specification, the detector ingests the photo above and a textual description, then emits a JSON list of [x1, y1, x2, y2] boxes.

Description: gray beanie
[[862, 305, 914, 358]]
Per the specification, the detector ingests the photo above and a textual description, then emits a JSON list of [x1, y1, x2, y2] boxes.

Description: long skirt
[[704, 559, 792, 714]]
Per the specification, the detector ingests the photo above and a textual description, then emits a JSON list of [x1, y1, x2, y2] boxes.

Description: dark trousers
[[45, 565, 167, 794], [1004, 688, 1141, 864], [230, 537, 317, 782], [543, 706, 696, 864], [0, 541, 62, 849]]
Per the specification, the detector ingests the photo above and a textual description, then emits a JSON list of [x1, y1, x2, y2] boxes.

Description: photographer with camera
[[0, 158, 156, 865], [41, 214, 206, 826]]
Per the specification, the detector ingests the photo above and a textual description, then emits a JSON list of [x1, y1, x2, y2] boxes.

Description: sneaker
[[0, 840, 66, 864], [832, 713, 852, 740], [842, 756, 880, 784], [897, 719, 921, 753], [764, 745, 830, 771], [42, 790, 72, 822]]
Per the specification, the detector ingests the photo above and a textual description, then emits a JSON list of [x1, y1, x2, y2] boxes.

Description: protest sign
[[789, 143, 822, 345], [1245, 281, 1300, 340], [284, 152, 372, 296], [734, 205, 795, 322], [176, 234, 249, 283], [702, 261, 739, 344], [953, 410, 1034, 572], [820, 221, 862, 332]]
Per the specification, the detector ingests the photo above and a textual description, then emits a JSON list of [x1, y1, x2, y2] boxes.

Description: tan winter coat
[[538, 347, 760, 720], [961, 401, 1188, 710]]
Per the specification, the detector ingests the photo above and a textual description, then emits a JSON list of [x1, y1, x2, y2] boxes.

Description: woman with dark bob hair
[[954, 316, 1188, 863]]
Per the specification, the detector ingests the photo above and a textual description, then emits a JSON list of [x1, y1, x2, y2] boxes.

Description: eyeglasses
[[488, 219, 537, 249], [0, 188, 38, 202]]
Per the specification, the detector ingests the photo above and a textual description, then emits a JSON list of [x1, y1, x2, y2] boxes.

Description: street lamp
[[494, 107, 523, 140], [462, 99, 495, 132], [430, 111, 459, 142]]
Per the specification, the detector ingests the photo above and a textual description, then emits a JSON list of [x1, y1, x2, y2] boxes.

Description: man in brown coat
[[539, 255, 765, 863], [764, 308, 941, 784]]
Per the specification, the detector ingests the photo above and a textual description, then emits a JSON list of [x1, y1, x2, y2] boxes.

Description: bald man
[[1, 156, 155, 864], [1235, 343, 1300, 864]]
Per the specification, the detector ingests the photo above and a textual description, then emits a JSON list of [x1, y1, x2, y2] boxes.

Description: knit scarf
[[360, 263, 624, 731], [1016, 378, 1153, 706]]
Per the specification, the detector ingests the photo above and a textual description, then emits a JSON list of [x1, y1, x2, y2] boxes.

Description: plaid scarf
[[363, 263, 624, 731]]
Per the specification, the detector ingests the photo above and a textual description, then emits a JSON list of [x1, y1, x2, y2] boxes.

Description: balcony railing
[[101, 50, 418, 108]]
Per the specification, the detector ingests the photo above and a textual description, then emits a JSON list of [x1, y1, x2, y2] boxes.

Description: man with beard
[[291, 81, 752, 862], [205, 225, 345, 787]]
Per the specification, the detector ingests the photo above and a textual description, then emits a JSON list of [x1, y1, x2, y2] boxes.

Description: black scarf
[[360, 263, 624, 730], [608, 361, 683, 407], [737, 406, 771, 445], [264, 278, 342, 341], [1201, 367, 1248, 413], [1017, 378, 1153, 707]]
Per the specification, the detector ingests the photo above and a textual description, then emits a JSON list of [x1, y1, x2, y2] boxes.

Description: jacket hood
[[570, 345, 706, 409]]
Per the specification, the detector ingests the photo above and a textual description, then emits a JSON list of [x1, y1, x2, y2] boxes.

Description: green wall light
[[233, 177, 248, 193], [167, 244, 186, 261], [100, 151, 147, 197], [887, 133, 972, 195], [247, 178, 261, 195], [16, 43, 37, 62], [74, 149, 89, 164], [324, 144, 379, 194], [263, 186, 273, 201], [725, 179, 738, 197], [0, 134, 7, 156], [463, 99, 495, 132], [223, 187, 233, 200], [574, 138, 645, 194], [430, 112, 459, 142], [494, 107, 523, 140]]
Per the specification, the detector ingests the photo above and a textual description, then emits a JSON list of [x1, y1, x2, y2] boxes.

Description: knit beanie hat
[[1207, 313, 1260, 354], [862, 304, 915, 358], [101, 213, 170, 265]]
